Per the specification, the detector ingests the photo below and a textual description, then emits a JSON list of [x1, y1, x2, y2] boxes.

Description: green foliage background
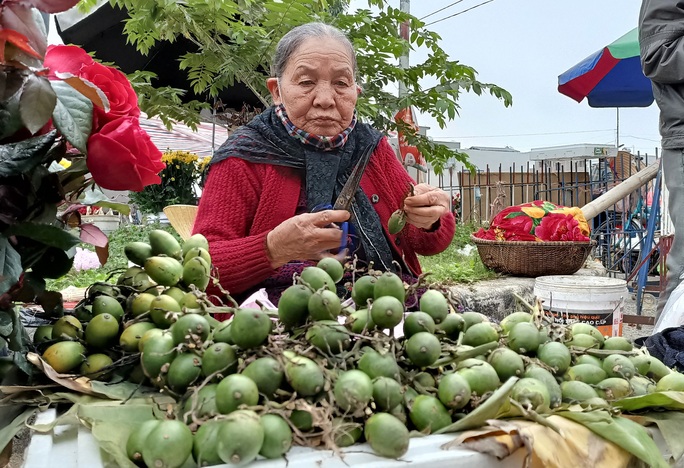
[[418, 223, 496, 284], [79, 0, 512, 174], [44, 0, 514, 291], [50, 222, 492, 291], [45, 223, 181, 291]]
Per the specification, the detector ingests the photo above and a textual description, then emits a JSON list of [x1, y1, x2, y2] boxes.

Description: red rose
[[87, 117, 165, 191], [535, 213, 590, 242], [44, 45, 140, 130]]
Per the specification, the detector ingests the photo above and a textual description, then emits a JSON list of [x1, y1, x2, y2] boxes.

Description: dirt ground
[[7, 421, 32, 468], [622, 290, 658, 344]]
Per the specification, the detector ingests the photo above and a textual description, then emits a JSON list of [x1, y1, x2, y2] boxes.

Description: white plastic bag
[[239, 288, 277, 310], [654, 274, 684, 333]]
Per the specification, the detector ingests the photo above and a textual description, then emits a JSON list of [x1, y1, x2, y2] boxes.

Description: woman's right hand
[[266, 210, 351, 268]]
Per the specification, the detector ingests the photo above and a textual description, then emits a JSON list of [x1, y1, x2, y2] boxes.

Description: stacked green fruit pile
[[28, 234, 684, 468], [34, 230, 214, 381]]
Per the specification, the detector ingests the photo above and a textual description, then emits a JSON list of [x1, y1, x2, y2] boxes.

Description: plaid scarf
[[275, 103, 357, 151], [210, 106, 398, 274]]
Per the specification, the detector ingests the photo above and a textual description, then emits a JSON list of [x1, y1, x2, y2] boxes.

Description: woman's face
[[267, 37, 358, 136]]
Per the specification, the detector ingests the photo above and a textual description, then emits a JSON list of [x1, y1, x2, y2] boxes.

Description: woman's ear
[[267, 78, 281, 104]]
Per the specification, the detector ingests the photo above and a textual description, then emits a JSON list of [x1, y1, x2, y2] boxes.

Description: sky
[[48, 1, 661, 157], [348, 0, 661, 156]]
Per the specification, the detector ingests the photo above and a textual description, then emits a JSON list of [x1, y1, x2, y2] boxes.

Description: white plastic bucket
[[533, 275, 628, 337]]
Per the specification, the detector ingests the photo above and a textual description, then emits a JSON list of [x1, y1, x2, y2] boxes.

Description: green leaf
[[0, 104, 22, 141], [614, 391, 684, 412], [90, 415, 146, 468], [6, 223, 80, 251], [80, 187, 131, 215], [0, 68, 26, 102], [12, 348, 33, 376], [19, 75, 56, 135], [0, 310, 12, 336], [0, 70, 26, 140], [435, 377, 518, 434], [21, 272, 46, 297], [7, 305, 30, 354], [89, 380, 157, 401], [0, 237, 22, 297], [559, 410, 669, 468], [633, 411, 684, 462], [50, 394, 172, 468], [0, 130, 57, 177], [504, 212, 529, 219], [95, 201, 130, 216], [51, 81, 93, 154], [58, 158, 89, 193]]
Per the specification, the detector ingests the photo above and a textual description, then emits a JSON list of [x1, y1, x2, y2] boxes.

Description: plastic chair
[[163, 204, 198, 240]]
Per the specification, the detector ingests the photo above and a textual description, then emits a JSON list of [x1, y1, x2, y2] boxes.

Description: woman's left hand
[[403, 183, 450, 230]]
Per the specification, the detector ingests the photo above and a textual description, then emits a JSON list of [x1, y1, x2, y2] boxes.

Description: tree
[[100, 0, 513, 173]]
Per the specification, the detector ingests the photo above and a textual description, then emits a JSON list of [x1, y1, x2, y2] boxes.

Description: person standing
[[639, 1, 684, 319]]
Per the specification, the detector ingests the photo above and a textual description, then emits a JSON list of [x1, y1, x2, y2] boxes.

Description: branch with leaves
[[100, 0, 511, 174]]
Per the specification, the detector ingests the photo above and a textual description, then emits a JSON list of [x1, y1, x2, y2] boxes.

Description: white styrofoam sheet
[[23, 408, 525, 468]]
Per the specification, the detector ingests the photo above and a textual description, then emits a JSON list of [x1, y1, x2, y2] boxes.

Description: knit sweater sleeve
[[192, 158, 276, 295], [375, 138, 455, 256]]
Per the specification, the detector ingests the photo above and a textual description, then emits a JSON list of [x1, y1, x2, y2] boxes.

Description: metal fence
[[418, 150, 661, 280]]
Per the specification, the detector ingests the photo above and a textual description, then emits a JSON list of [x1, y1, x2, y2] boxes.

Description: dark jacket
[[640, 1, 684, 149]]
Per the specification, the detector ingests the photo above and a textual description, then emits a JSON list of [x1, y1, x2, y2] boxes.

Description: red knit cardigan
[[193, 137, 455, 296]]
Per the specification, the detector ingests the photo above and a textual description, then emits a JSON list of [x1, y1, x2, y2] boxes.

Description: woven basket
[[471, 235, 595, 277], [163, 205, 198, 240]]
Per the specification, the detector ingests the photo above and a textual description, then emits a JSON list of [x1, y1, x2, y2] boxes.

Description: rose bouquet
[[0, 0, 165, 367]]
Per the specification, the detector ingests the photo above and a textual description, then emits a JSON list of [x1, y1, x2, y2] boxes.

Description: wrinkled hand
[[266, 210, 350, 268], [403, 183, 450, 230]]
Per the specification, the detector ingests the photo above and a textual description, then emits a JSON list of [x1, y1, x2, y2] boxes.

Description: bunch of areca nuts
[[31, 230, 684, 468]]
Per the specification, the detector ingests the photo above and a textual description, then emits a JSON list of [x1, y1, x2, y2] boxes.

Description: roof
[[139, 114, 229, 158]]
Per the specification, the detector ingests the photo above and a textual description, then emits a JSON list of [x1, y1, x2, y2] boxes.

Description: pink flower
[[73, 248, 100, 271]]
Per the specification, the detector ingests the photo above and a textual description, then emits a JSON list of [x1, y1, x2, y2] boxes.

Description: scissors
[[314, 143, 375, 251]]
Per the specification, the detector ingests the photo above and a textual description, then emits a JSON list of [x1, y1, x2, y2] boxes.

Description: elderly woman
[[193, 22, 455, 303]]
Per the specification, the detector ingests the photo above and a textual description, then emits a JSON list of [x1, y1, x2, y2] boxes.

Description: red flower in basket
[[475, 200, 591, 242], [498, 212, 535, 237], [535, 213, 590, 242]]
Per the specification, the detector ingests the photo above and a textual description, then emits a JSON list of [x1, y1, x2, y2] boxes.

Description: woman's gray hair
[[272, 22, 357, 78]]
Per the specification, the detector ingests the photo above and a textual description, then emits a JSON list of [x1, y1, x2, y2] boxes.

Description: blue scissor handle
[[312, 203, 349, 251], [339, 221, 349, 251]]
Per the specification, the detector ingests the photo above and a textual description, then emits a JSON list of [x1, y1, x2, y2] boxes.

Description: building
[[391, 139, 658, 223]]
